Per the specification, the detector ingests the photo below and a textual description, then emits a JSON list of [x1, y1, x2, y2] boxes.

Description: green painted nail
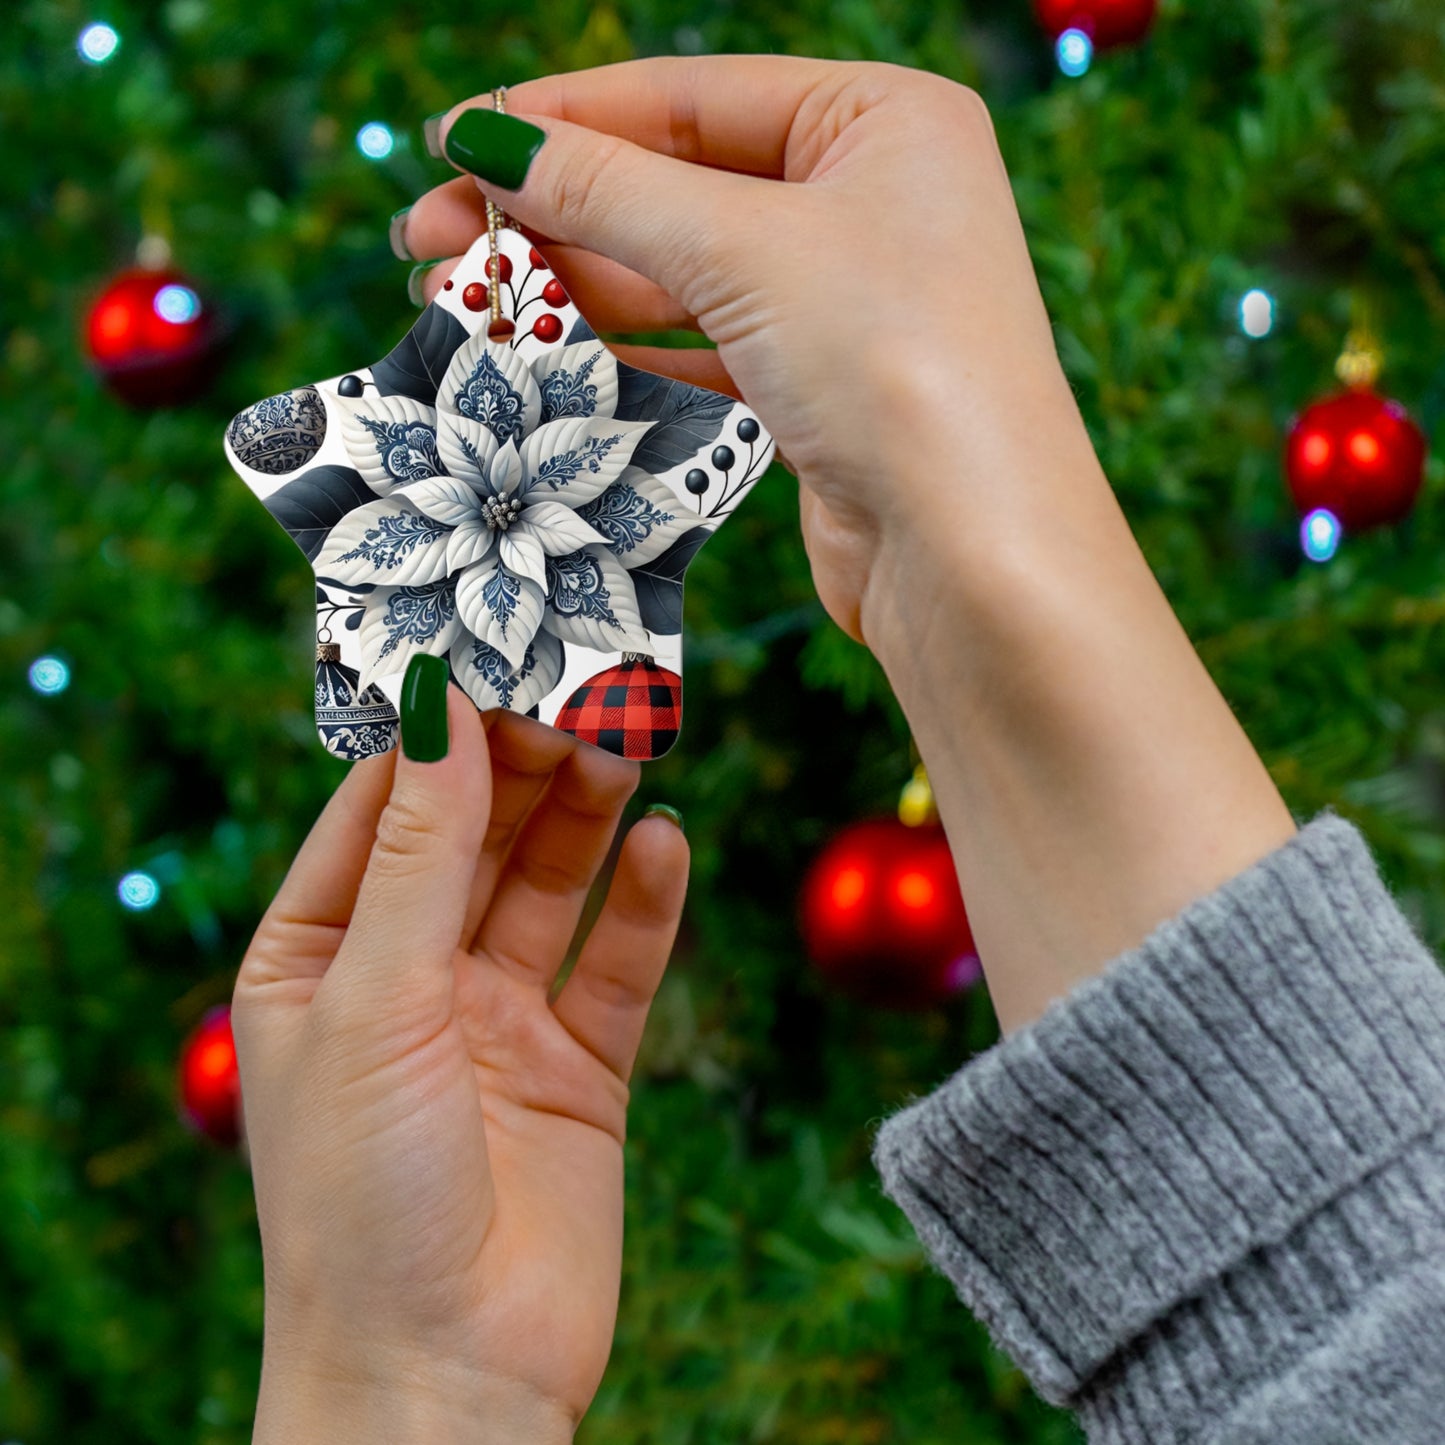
[[644, 803, 684, 834], [406, 260, 444, 308], [388, 206, 413, 262], [400, 654, 449, 762], [423, 112, 447, 160], [443, 107, 546, 192]]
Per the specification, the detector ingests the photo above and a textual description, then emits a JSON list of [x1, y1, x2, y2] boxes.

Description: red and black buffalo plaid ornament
[[554, 654, 683, 760]]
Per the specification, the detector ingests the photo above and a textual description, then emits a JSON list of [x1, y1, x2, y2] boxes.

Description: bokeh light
[[1301, 508, 1342, 563], [1057, 29, 1093, 77], [77, 22, 120, 64], [356, 122, 395, 160], [153, 284, 201, 324], [1239, 288, 1275, 338], [28, 656, 71, 695], [118, 871, 161, 911]]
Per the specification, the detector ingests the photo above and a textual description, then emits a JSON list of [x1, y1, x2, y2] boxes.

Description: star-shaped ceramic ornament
[[223, 227, 774, 761]]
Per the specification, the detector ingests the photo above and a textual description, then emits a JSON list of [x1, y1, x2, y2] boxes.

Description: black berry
[[711, 445, 735, 470], [685, 468, 709, 495], [337, 374, 364, 397], [736, 417, 760, 443]]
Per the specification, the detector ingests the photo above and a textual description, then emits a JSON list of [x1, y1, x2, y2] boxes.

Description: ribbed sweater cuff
[[870, 813, 1445, 1420]]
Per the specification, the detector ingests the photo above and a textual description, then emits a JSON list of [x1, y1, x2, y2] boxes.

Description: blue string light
[[1239, 289, 1275, 339], [118, 871, 161, 911], [1056, 28, 1093, 77], [356, 122, 395, 160], [1301, 508, 1342, 563], [28, 657, 70, 695], [77, 22, 120, 64], [153, 284, 201, 324]]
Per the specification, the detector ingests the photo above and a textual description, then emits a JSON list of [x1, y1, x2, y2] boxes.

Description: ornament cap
[[898, 763, 939, 827], [1335, 330, 1383, 390], [316, 641, 342, 663]]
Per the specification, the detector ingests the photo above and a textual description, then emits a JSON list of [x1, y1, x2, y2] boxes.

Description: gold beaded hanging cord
[[485, 87, 516, 342]]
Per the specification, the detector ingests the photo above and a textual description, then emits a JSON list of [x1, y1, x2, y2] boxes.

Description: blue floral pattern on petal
[[577, 483, 676, 555], [482, 567, 522, 636], [353, 415, 443, 483], [377, 580, 457, 661], [469, 637, 538, 708], [454, 353, 527, 445], [335, 510, 449, 573], [532, 432, 626, 492], [539, 350, 601, 424], [547, 550, 620, 627]]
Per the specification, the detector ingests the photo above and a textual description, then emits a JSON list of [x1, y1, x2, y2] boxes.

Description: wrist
[[254, 1344, 575, 1445]]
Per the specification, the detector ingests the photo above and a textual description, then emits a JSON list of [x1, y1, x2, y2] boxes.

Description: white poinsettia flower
[[314, 332, 696, 712]]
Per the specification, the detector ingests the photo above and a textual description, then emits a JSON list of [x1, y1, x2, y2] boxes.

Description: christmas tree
[[3, 1, 1442, 1441]]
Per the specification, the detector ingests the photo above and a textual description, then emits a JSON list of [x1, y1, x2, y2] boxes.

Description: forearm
[[859, 375, 1296, 1033]]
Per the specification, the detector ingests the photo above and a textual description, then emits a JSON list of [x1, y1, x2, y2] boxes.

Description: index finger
[[494, 55, 848, 180]]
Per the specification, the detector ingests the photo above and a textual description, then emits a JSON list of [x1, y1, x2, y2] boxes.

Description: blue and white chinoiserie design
[[315, 643, 399, 760], [223, 226, 775, 761]]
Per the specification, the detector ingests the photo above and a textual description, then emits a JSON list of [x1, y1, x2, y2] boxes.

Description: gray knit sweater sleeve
[[870, 813, 1445, 1443]]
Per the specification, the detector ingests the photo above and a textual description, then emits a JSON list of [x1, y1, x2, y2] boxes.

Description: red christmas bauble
[[85, 267, 219, 407], [1285, 388, 1427, 532], [178, 1005, 242, 1147], [1034, 0, 1157, 47], [554, 655, 682, 760], [800, 818, 980, 1010]]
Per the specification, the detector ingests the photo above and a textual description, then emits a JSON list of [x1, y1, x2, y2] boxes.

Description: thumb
[[438, 105, 765, 321], [327, 658, 491, 1017]]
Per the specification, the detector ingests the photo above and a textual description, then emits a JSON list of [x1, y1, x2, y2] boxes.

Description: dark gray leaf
[[565, 315, 598, 345], [263, 465, 375, 561], [615, 361, 732, 473], [370, 303, 468, 403], [629, 525, 711, 636]]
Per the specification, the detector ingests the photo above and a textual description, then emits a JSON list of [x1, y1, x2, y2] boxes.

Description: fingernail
[[406, 260, 444, 308], [400, 653, 449, 762], [644, 803, 684, 834], [423, 111, 447, 160], [388, 206, 413, 262], [443, 108, 546, 192]]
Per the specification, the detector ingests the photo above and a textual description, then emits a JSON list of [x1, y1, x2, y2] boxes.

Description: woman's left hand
[[233, 688, 688, 1444]]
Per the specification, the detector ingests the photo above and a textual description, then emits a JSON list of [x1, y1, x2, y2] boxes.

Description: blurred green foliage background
[[3, 0, 1444, 1440]]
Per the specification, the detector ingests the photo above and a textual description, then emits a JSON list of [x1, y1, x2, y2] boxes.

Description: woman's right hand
[[400, 57, 1098, 646]]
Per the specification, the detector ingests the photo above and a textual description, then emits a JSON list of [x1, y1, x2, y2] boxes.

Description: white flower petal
[[542, 545, 651, 656], [449, 627, 563, 715], [446, 518, 497, 573], [512, 502, 609, 557], [437, 332, 541, 446], [356, 580, 461, 692], [455, 560, 547, 672], [576, 467, 694, 567], [498, 528, 547, 591], [490, 439, 524, 499], [314, 499, 453, 588], [519, 416, 655, 507], [395, 475, 483, 526], [531, 340, 619, 424], [436, 412, 499, 489], [340, 394, 443, 495]]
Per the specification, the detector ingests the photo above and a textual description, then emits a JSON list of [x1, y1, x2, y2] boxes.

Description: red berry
[[542, 279, 569, 308], [532, 313, 564, 343], [462, 282, 487, 312], [484, 254, 513, 284], [529, 246, 549, 270], [443, 279, 454, 290]]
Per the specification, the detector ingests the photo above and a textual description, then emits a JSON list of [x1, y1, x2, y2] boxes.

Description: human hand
[[399, 56, 1097, 647], [232, 678, 688, 1443]]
